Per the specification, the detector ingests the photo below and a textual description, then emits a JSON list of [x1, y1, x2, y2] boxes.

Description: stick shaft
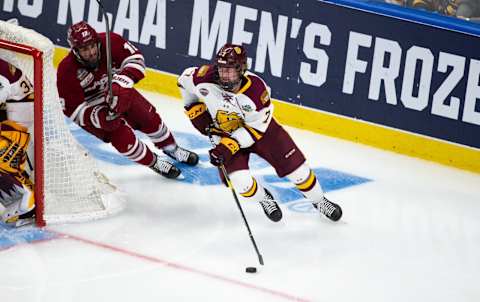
[[208, 130, 264, 265], [96, 0, 113, 105]]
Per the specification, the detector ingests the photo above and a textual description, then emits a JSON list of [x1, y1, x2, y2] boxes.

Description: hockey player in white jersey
[[0, 58, 35, 227], [177, 43, 342, 222]]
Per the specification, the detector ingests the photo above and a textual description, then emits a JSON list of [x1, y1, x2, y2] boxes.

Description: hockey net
[[0, 20, 125, 226]]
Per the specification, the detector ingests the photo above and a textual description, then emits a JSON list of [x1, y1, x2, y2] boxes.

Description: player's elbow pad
[[184, 102, 213, 135]]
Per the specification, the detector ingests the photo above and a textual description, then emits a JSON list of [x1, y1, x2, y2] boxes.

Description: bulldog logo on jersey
[[216, 110, 243, 133]]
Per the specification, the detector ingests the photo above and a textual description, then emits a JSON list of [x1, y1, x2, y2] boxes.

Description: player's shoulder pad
[[192, 64, 217, 86], [97, 32, 121, 49], [57, 53, 80, 81], [57, 52, 76, 71], [240, 73, 271, 109], [108, 31, 127, 45], [0, 59, 21, 82]]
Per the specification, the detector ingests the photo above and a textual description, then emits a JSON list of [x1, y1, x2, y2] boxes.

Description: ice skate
[[150, 155, 181, 179], [164, 145, 199, 166], [258, 189, 282, 222], [313, 196, 342, 221]]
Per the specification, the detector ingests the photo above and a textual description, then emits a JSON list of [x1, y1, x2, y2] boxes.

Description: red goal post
[[0, 38, 46, 225]]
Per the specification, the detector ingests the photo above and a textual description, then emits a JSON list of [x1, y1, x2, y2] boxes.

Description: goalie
[[0, 57, 35, 227]]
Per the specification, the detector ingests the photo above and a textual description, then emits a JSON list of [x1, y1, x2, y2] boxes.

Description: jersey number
[[20, 80, 32, 94], [123, 41, 139, 54]]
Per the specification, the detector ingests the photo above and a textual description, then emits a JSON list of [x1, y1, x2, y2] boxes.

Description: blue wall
[[1, 0, 479, 149]]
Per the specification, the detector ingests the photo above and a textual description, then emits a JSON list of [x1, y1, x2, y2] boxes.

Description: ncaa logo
[[71, 127, 371, 214]]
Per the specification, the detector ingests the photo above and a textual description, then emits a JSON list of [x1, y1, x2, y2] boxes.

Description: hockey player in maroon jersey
[[177, 44, 342, 222], [57, 21, 198, 179], [0, 58, 36, 227]]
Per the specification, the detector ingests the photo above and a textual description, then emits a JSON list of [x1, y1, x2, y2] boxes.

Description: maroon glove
[[108, 74, 135, 114], [185, 102, 225, 136], [89, 105, 125, 132], [209, 137, 240, 166]]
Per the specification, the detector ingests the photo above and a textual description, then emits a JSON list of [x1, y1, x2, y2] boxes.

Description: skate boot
[[4, 209, 35, 228], [164, 145, 199, 166], [258, 189, 282, 222], [150, 155, 181, 179], [313, 196, 342, 221]]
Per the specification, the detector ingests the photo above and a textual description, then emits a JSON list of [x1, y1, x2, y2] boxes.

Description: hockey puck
[[245, 267, 257, 273]]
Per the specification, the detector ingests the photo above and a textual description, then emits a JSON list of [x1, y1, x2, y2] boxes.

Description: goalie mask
[[214, 44, 247, 92], [67, 21, 101, 70]]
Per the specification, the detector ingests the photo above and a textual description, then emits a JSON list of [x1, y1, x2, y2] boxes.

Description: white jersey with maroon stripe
[[178, 65, 273, 148], [0, 58, 34, 129]]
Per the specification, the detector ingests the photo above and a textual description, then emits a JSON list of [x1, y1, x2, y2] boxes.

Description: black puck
[[245, 266, 257, 273]]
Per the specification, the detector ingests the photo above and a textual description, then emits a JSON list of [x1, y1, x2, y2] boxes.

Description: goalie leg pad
[[0, 120, 30, 175], [0, 171, 34, 224]]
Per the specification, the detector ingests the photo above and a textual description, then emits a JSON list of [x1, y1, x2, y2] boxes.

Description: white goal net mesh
[[0, 20, 125, 225]]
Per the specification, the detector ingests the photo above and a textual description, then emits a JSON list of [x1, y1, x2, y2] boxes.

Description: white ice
[[1, 91, 479, 302]]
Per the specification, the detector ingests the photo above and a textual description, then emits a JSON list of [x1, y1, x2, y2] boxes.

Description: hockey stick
[[206, 128, 264, 266], [95, 0, 116, 119]]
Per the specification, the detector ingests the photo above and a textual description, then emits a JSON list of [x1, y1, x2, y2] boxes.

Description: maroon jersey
[[57, 32, 145, 126]]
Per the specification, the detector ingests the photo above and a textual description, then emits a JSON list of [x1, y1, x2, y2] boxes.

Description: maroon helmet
[[67, 21, 101, 69], [214, 43, 247, 91]]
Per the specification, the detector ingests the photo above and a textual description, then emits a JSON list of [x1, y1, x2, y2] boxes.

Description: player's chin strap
[[205, 126, 264, 266]]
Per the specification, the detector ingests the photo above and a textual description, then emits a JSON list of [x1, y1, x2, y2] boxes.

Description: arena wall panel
[[2, 0, 479, 172]]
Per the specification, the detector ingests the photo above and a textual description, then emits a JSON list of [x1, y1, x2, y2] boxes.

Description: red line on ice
[[50, 230, 311, 302]]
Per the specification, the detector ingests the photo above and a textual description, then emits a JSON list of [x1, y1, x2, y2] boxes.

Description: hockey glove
[[89, 105, 125, 132], [108, 74, 135, 114], [184, 102, 219, 135], [209, 137, 240, 166]]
